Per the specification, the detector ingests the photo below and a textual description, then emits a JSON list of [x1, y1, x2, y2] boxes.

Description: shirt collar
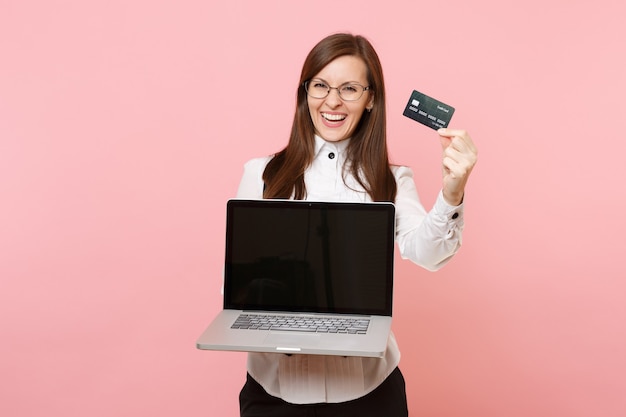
[[313, 135, 351, 158]]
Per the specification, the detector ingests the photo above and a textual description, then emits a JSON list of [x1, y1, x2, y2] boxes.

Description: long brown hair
[[262, 33, 397, 202]]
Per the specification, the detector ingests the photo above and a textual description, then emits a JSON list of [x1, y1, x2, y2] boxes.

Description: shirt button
[[328, 152, 335, 159], [452, 212, 459, 219]]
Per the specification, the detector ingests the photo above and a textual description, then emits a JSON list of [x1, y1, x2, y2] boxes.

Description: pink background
[[2, 1, 625, 416]]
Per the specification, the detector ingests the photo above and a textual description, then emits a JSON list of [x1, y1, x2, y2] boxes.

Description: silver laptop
[[196, 199, 395, 358]]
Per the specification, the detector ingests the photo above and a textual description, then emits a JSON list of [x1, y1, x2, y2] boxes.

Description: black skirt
[[239, 366, 409, 417]]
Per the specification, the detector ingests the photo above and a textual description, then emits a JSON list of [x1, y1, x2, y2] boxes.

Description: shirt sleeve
[[221, 157, 272, 294], [235, 156, 272, 199], [393, 165, 464, 271]]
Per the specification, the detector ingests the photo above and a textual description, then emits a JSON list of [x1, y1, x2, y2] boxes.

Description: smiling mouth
[[321, 113, 346, 122]]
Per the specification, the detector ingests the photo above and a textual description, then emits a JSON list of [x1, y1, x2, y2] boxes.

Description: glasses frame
[[304, 79, 371, 102]]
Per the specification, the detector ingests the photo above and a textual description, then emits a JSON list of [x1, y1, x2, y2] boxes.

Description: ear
[[364, 86, 375, 109]]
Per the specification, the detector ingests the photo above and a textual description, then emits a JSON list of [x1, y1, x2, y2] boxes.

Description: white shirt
[[235, 136, 464, 404]]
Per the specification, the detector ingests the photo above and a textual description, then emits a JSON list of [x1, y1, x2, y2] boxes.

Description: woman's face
[[307, 55, 373, 143]]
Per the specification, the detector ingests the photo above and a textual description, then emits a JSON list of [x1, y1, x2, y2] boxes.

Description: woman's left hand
[[437, 128, 478, 206]]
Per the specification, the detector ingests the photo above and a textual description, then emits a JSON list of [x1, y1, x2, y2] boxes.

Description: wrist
[[443, 191, 464, 206]]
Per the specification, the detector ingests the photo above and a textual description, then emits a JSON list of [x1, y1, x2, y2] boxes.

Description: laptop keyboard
[[231, 313, 370, 334]]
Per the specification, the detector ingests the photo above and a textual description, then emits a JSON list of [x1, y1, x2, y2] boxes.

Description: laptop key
[[270, 326, 317, 332]]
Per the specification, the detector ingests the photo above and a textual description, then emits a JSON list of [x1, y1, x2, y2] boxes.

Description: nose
[[325, 87, 343, 107]]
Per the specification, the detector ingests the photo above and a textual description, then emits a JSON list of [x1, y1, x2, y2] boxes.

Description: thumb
[[438, 129, 452, 150]]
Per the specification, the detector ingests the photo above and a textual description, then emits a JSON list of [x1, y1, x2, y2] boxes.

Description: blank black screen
[[223, 200, 394, 316]]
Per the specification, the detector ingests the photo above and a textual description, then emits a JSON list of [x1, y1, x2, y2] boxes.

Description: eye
[[311, 80, 328, 89], [341, 84, 360, 93]]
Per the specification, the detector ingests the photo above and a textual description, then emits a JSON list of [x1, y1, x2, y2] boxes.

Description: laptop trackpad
[[264, 332, 321, 348]]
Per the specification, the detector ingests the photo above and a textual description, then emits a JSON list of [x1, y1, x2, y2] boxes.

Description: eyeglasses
[[304, 79, 371, 101]]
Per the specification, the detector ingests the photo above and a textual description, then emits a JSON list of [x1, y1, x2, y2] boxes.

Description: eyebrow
[[311, 77, 365, 85]]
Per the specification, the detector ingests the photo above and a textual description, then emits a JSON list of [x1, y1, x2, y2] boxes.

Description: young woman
[[235, 33, 478, 417]]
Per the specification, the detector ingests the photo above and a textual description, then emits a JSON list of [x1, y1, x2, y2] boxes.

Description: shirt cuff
[[434, 190, 464, 221]]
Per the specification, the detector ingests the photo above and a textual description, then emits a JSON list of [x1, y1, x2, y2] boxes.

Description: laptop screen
[[223, 200, 395, 316]]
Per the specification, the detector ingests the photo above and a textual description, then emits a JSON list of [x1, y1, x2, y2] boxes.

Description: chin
[[318, 130, 350, 142]]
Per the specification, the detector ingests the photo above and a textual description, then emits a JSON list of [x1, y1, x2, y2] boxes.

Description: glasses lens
[[306, 80, 329, 98], [338, 83, 364, 101]]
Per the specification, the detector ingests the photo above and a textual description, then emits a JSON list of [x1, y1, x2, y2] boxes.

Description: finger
[[439, 135, 452, 151], [444, 151, 475, 174], [438, 128, 469, 140], [443, 137, 471, 160], [444, 139, 476, 166], [444, 138, 478, 170], [438, 129, 464, 152], [438, 129, 477, 153]]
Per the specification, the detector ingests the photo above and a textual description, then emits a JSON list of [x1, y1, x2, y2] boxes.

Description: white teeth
[[322, 113, 346, 121]]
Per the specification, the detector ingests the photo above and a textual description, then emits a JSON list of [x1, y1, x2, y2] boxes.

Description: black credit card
[[402, 90, 455, 130]]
